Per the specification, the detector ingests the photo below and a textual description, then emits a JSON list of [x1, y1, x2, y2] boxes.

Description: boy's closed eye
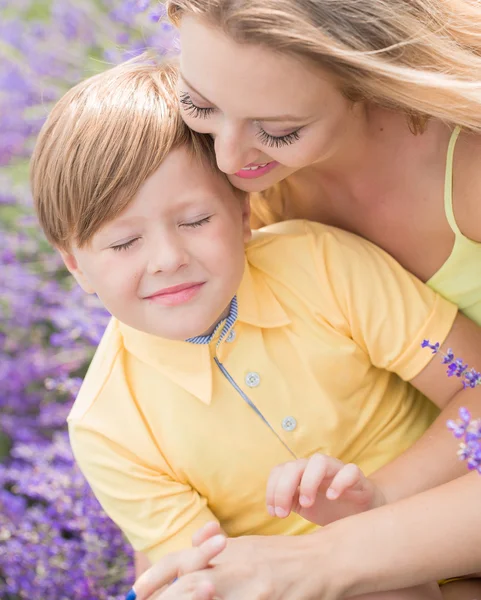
[[108, 216, 214, 252], [111, 238, 140, 252], [180, 215, 213, 229]]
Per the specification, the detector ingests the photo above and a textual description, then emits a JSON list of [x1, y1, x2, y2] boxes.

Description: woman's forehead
[[179, 18, 336, 117]]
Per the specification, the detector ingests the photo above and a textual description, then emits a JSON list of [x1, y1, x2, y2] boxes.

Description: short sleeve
[[307, 222, 458, 381], [68, 421, 218, 563]]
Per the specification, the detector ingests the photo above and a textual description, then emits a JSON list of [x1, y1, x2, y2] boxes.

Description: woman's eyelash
[[179, 92, 214, 119], [256, 128, 301, 148], [179, 90, 301, 148], [111, 238, 138, 252]]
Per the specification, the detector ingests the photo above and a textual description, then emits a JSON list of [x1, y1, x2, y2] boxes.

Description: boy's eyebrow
[[180, 74, 312, 123]]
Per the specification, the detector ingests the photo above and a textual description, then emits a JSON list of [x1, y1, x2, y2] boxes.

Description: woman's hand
[[127, 525, 344, 600]]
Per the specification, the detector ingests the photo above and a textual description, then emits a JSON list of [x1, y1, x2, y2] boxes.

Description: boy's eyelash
[[110, 218, 211, 252], [179, 92, 214, 119], [183, 216, 212, 228], [256, 128, 301, 148], [111, 238, 138, 252]]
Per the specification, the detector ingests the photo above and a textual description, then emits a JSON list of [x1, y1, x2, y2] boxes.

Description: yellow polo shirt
[[68, 220, 457, 562]]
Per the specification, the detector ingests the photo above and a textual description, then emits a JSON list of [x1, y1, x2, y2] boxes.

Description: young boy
[[30, 56, 481, 600]]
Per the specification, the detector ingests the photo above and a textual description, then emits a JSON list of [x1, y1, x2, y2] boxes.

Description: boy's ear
[[59, 250, 96, 294], [240, 193, 252, 243]]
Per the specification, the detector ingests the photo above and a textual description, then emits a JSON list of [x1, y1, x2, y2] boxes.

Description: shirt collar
[[118, 259, 291, 405], [236, 257, 291, 329]]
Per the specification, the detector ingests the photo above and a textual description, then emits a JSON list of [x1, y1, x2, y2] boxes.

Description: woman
[[131, 0, 481, 596], [169, 0, 481, 319]]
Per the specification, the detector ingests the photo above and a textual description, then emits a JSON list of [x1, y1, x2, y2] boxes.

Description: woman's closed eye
[[256, 127, 301, 148], [179, 92, 214, 119], [180, 90, 302, 147]]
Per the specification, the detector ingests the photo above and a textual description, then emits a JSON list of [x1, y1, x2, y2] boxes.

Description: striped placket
[[187, 296, 296, 458]]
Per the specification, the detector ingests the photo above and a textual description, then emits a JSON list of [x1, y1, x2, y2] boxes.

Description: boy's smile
[[61, 147, 251, 340], [143, 281, 206, 307]]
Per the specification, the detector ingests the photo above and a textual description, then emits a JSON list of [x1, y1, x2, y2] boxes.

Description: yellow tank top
[[426, 126, 481, 326]]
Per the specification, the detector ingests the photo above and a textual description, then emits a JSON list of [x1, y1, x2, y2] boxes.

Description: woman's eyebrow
[[180, 74, 213, 103], [255, 114, 312, 123]]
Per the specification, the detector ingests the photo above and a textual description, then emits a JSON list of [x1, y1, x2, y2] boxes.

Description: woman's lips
[[234, 161, 279, 179]]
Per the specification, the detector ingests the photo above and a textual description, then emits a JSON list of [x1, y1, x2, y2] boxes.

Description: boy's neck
[[187, 297, 235, 341]]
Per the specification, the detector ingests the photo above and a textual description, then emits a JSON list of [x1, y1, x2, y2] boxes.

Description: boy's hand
[[266, 454, 384, 526], [129, 522, 225, 600]]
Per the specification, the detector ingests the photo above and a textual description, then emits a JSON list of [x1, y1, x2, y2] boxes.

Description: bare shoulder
[[453, 130, 481, 242]]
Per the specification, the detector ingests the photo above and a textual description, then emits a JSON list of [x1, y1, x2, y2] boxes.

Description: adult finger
[[128, 534, 226, 600]]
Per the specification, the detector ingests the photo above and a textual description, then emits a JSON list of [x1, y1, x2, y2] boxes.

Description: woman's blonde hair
[[167, 0, 481, 224], [31, 54, 216, 250], [167, 0, 481, 133]]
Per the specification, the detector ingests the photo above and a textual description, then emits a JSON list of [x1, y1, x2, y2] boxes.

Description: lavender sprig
[[421, 340, 481, 388], [422, 340, 481, 473]]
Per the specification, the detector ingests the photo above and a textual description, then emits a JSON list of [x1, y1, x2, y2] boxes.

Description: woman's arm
[[370, 312, 481, 504], [334, 472, 481, 597], [128, 473, 481, 599]]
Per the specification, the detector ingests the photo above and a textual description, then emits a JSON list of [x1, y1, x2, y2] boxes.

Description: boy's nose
[[147, 235, 189, 275]]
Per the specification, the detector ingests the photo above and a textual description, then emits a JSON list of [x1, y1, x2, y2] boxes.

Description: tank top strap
[[444, 126, 462, 235]]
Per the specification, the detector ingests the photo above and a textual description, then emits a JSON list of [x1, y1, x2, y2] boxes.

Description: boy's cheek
[[59, 250, 96, 294], [72, 272, 96, 294]]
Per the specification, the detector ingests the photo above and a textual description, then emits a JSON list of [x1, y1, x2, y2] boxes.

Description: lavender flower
[[422, 340, 481, 473], [421, 340, 481, 389], [1, 1, 177, 597]]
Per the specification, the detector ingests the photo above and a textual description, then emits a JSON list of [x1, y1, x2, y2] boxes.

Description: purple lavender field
[[0, 2, 175, 597]]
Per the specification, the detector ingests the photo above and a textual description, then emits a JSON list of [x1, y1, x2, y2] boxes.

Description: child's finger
[[298, 454, 347, 506], [297, 453, 330, 507], [325, 463, 363, 500], [129, 535, 226, 600], [191, 522, 223, 548], [270, 459, 308, 518], [152, 577, 216, 600], [176, 534, 227, 575], [266, 463, 284, 516]]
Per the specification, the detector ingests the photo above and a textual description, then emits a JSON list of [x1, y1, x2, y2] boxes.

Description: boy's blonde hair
[[31, 55, 216, 250]]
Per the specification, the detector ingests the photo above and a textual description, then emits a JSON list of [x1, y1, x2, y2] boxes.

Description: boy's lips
[[144, 282, 205, 306], [234, 161, 279, 179]]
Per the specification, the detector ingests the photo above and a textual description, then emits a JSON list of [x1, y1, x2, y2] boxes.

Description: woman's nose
[[213, 122, 259, 175]]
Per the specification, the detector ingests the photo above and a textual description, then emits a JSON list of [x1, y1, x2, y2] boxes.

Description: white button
[[282, 416, 297, 432], [226, 329, 236, 343], [245, 372, 260, 388]]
